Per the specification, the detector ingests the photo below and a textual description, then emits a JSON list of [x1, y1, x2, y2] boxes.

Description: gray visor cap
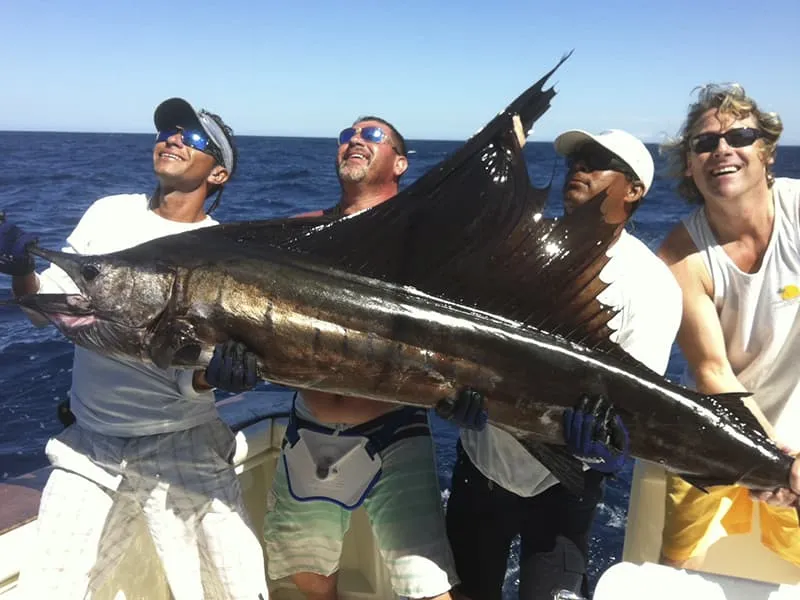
[[153, 98, 235, 173]]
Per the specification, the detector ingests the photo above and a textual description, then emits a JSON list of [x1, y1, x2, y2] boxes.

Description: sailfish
[[10, 55, 797, 497]]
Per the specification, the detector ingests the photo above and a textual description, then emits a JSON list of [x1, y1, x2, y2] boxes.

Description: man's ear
[[756, 140, 775, 167], [394, 155, 408, 178], [626, 180, 645, 204], [208, 165, 230, 186]]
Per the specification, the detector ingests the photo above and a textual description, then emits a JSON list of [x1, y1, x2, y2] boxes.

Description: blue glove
[[435, 388, 488, 431], [205, 340, 259, 393], [0, 213, 38, 276], [563, 394, 629, 475]]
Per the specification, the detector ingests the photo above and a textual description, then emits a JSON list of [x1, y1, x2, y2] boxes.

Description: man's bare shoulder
[[658, 222, 699, 267], [657, 222, 713, 297]]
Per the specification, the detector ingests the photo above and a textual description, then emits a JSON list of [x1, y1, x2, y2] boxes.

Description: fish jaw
[[29, 245, 177, 331], [14, 292, 151, 362], [15, 292, 107, 347], [15, 293, 95, 323]]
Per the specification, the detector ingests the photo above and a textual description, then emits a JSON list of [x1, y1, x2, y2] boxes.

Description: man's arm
[[659, 226, 799, 500], [657, 225, 746, 395], [12, 272, 39, 297]]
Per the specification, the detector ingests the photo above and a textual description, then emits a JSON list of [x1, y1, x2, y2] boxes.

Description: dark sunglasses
[[338, 126, 400, 153], [566, 147, 634, 177], [689, 127, 763, 154]]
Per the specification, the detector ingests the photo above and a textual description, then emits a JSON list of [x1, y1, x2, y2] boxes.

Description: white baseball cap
[[554, 129, 654, 195]]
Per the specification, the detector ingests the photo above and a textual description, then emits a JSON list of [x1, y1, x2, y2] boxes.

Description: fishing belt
[[282, 396, 430, 510]]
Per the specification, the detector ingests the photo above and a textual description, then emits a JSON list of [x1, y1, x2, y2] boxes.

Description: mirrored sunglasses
[[156, 127, 224, 165], [156, 127, 212, 151], [338, 126, 391, 146]]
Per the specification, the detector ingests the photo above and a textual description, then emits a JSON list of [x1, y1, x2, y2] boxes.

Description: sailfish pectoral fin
[[516, 437, 586, 496], [148, 319, 206, 369]]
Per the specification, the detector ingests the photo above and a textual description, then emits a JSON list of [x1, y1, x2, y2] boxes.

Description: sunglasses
[[156, 127, 225, 166], [689, 127, 763, 154], [156, 127, 213, 150], [566, 147, 634, 177], [338, 126, 400, 153]]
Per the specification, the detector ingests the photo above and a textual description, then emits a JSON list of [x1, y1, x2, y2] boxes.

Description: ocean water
[[1, 131, 799, 595]]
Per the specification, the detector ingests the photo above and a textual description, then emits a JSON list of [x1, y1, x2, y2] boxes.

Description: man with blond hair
[[658, 84, 800, 568]]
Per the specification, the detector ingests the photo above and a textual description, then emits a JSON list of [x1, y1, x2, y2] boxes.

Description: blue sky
[[3, 0, 799, 144]]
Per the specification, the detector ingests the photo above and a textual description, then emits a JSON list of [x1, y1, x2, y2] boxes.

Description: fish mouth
[[16, 293, 94, 315], [13, 292, 150, 359], [18, 249, 118, 330], [14, 293, 98, 330]]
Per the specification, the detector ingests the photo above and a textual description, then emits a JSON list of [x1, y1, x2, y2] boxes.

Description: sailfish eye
[[81, 265, 101, 281]]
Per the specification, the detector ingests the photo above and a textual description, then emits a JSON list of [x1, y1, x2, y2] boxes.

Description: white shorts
[[16, 418, 268, 600]]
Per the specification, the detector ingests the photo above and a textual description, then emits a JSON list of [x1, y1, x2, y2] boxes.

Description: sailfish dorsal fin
[[272, 58, 634, 362]]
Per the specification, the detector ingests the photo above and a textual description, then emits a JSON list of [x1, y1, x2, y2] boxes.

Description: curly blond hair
[[660, 84, 783, 203]]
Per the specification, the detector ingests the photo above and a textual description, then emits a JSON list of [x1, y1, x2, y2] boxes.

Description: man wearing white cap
[[8, 99, 269, 599], [442, 129, 682, 599]]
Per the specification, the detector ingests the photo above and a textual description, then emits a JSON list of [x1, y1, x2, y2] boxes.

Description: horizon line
[[2, 129, 799, 148]]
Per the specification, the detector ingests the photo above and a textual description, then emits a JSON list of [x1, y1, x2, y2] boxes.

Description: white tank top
[[682, 177, 800, 449]]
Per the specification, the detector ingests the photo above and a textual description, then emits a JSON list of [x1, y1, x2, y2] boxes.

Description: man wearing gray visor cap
[[153, 97, 238, 214], [12, 98, 267, 599]]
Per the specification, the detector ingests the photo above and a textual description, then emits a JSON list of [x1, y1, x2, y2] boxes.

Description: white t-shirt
[[38, 193, 220, 437], [682, 177, 800, 451], [460, 230, 683, 497]]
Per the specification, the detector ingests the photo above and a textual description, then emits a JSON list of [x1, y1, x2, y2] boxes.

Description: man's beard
[[338, 161, 369, 183]]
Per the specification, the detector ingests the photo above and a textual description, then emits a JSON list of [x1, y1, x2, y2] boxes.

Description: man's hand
[[0, 213, 38, 277], [204, 340, 259, 393], [751, 453, 800, 507], [435, 388, 488, 431], [752, 487, 799, 508], [563, 394, 629, 475], [512, 115, 528, 148]]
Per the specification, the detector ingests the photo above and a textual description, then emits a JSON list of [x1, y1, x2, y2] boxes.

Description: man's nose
[[571, 158, 590, 173], [166, 130, 185, 146], [713, 136, 733, 154]]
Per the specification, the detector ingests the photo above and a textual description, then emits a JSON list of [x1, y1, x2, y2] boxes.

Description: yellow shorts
[[662, 473, 800, 566]]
